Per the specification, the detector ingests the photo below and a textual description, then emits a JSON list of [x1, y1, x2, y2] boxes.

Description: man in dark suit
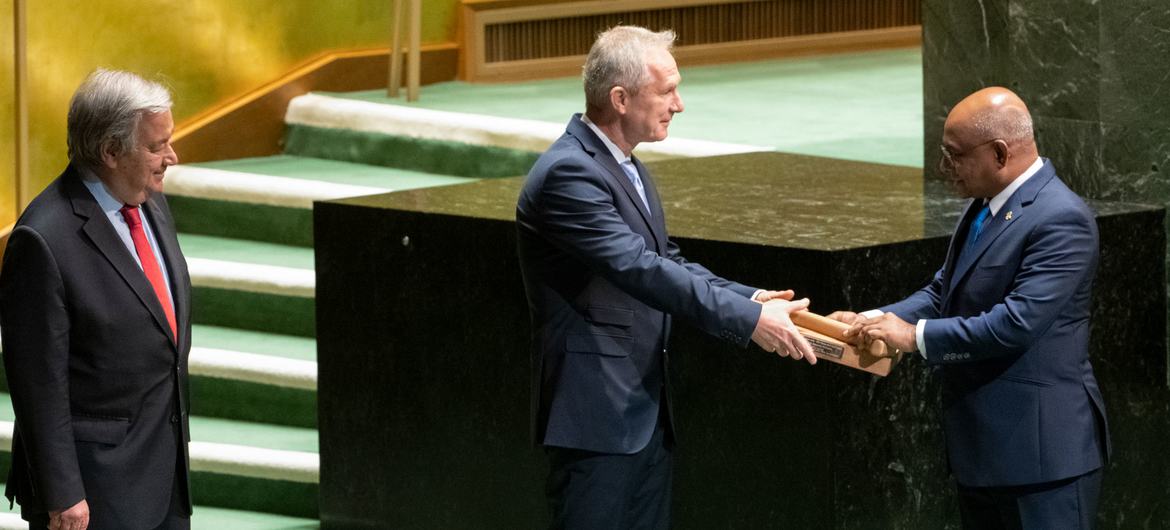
[[0, 69, 192, 530], [516, 26, 816, 529], [834, 87, 1109, 529]]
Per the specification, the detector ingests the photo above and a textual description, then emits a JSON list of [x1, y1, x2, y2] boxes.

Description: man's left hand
[[846, 312, 916, 354], [753, 289, 795, 303]]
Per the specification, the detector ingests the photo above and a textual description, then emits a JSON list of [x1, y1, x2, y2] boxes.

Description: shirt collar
[[581, 114, 632, 165], [988, 156, 1043, 215], [78, 166, 131, 216]]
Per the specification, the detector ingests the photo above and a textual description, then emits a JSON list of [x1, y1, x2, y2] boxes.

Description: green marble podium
[[315, 152, 1164, 528]]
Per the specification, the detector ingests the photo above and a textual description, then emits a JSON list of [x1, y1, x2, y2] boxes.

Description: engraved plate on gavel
[[789, 311, 903, 377]]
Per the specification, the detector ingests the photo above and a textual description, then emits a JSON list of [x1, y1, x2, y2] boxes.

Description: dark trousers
[[25, 463, 190, 530], [957, 467, 1103, 530], [545, 424, 673, 530]]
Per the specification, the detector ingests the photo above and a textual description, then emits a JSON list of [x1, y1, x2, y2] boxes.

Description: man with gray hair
[[517, 26, 815, 528], [0, 69, 192, 529]]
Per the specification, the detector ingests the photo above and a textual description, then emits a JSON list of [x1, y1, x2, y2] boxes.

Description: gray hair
[[583, 26, 676, 112], [67, 69, 173, 170], [970, 104, 1034, 144]]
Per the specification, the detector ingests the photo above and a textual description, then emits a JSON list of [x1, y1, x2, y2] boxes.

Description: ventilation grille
[[483, 0, 920, 64]]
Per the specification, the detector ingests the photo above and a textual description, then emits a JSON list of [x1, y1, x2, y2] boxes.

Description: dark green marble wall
[[923, 1, 1170, 192], [924, 6, 1170, 524]]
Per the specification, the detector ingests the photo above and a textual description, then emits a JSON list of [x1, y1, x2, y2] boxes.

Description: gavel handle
[[790, 311, 891, 357]]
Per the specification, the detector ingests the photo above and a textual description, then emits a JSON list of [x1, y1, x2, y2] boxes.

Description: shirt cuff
[[915, 319, 928, 359], [750, 289, 764, 301], [860, 309, 883, 319]]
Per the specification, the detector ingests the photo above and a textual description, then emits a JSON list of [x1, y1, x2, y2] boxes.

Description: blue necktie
[[965, 203, 991, 251], [620, 160, 651, 215]]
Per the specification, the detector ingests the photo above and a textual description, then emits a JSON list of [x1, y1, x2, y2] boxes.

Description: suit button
[[171, 414, 180, 424]]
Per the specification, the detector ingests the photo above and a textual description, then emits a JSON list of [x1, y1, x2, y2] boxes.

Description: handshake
[[749, 290, 907, 376]]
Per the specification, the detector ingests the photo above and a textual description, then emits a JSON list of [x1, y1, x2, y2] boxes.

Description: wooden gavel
[[789, 310, 903, 377]]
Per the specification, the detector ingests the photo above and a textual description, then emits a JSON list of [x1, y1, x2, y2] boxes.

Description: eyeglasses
[[939, 138, 999, 169]]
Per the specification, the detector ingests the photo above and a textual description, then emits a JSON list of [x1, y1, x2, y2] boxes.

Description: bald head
[[940, 87, 1040, 199], [946, 87, 1035, 146]]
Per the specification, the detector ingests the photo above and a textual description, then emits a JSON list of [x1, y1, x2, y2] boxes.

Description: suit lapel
[[942, 199, 983, 297], [634, 157, 669, 252], [66, 172, 177, 348], [567, 116, 664, 247], [947, 162, 1055, 294], [144, 197, 187, 351]]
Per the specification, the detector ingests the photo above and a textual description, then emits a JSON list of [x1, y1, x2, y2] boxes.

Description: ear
[[609, 86, 629, 115], [992, 139, 1010, 167], [100, 140, 120, 170]]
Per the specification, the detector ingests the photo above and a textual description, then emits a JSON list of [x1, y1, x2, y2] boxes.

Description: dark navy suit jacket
[[516, 115, 762, 454], [0, 166, 192, 528], [881, 160, 1110, 487]]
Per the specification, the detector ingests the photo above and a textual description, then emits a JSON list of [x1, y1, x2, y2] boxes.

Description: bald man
[[830, 87, 1110, 529]]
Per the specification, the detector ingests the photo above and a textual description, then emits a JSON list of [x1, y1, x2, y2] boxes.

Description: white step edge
[[190, 347, 317, 391], [0, 513, 23, 529], [189, 441, 318, 484], [186, 257, 315, 298], [286, 92, 773, 161], [2, 329, 316, 392], [0, 422, 318, 485], [166, 164, 389, 209]]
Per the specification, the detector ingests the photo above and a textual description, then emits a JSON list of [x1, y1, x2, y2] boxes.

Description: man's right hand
[[826, 311, 861, 325], [751, 298, 816, 364], [50, 499, 89, 530]]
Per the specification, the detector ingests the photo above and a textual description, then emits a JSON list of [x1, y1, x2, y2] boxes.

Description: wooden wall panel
[[462, 0, 920, 82]]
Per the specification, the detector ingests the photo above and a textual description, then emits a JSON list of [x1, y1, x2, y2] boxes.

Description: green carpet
[[194, 288, 315, 338], [0, 491, 319, 528], [328, 48, 924, 167], [180, 234, 315, 270], [193, 324, 316, 362], [171, 197, 314, 248], [192, 506, 318, 529], [0, 392, 316, 453], [284, 125, 543, 179]]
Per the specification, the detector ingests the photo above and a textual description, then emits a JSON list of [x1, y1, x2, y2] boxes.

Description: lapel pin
[[1005, 211, 1013, 221]]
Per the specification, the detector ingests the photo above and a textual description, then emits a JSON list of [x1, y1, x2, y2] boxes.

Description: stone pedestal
[[316, 152, 1164, 528]]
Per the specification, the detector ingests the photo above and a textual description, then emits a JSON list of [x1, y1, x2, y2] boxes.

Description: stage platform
[[324, 48, 924, 167], [314, 151, 1165, 528]]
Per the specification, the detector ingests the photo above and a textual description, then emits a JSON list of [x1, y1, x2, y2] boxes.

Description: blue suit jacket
[[882, 160, 1110, 487], [516, 115, 762, 454]]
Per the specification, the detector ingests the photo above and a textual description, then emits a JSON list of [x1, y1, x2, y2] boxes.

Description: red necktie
[[120, 205, 177, 342]]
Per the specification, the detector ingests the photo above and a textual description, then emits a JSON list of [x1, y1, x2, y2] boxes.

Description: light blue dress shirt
[[80, 172, 175, 309]]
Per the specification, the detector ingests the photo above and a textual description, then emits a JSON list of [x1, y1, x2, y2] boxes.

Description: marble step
[[0, 392, 319, 517], [165, 155, 474, 247]]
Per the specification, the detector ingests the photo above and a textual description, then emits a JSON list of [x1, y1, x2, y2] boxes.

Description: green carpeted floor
[[0, 393, 316, 453], [180, 234, 315, 270], [328, 48, 924, 167], [0, 486, 319, 529], [193, 324, 317, 363]]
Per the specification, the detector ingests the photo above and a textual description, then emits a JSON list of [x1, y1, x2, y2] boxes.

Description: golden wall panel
[[0, 0, 463, 215]]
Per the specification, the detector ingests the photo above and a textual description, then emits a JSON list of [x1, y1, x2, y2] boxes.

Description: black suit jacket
[[516, 115, 761, 454], [0, 165, 192, 529]]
